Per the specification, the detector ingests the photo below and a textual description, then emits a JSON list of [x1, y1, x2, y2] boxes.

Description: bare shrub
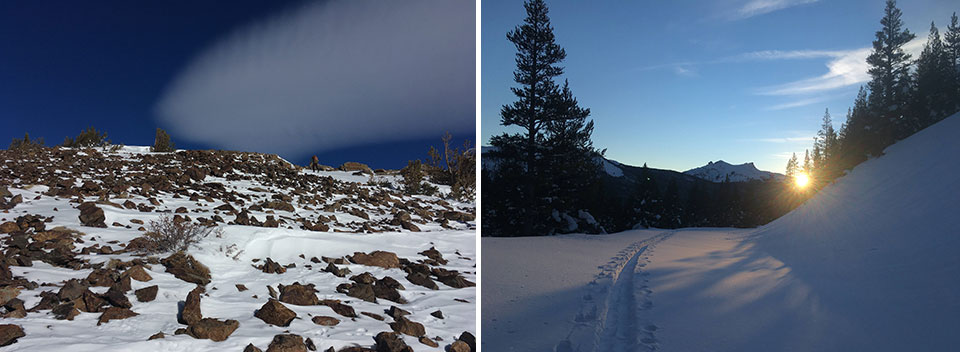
[[427, 132, 476, 201], [143, 215, 221, 253], [62, 127, 109, 148]]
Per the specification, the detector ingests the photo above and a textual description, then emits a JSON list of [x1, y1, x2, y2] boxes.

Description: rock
[[148, 332, 165, 340], [178, 286, 203, 325], [77, 202, 107, 228], [442, 211, 475, 222], [97, 307, 139, 325], [244, 343, 264, 352], [322, 262, 350, 277], [311, 315, 340, 326], [430, 310, 443, 319], [0, 324, 25, 346], [405, 272, 438, 290], [374, 331, 414, 352], [185, 167, 207, 182], [102, 286, 132, 308], [347, 284, 377, 303], [458, 331, 476, 352], [361, 312, 385, 321], [0, 222, 18, 234], [418, 247, 447, 265], [86, 268, 119, 287], [268, 285, 278, 299], [0, 287, 20, 306], [0, 187, 10, 197], [449, 340, 471, 352], [266, 333, 307, 352], [419, 336, 439, 348], [175, 207, 188, 213], [320, 300, 357, 318], [338, 162, 373, 174], [259, 258, 287, 274], [400, 221, 420, 232], [278, 282, 319, 306], [373, 278, 406, 304], [436, 273, 475, 289], [135, 285, 158, 302], [305, 338, 317, 351], [389, 317, 425, 337], [2, 299, 26, 318], [236, 284, 248, 292], [263, 200, 295, 212], [51, 302, 79, 320], [125, 236, 158, 253], [350, 272, 376, 285], [349, 251, 400, 269], [161, 252, 211, 285], [186, 318, 239, 342], [77, 290, 107, 313], [255, 299, 297, 327], [122, 265, 152, 281], [386, 306, 410, 321]]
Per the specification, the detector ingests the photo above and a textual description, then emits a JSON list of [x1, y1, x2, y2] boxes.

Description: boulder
[[244, 344, 264, 352], [255, 299, 297, 327], [338, 162, 373, 174], [374, 331, 413, 352], [77, 202, 107, 228], [278, 282, 319, 306], [389, 317, 425, 337], [406, 272, 438, 290], [135, 285, 158, 302], [122, 265, 153, 282], [161, 252, 211, 285], [97, 307, 138, 325], [0, 324, 24, 347], [319, 300, 357, 318], [178, 286, 203, 325], [186, 318, 239, 342], [0, 222, 18, 234], [266, 333, 307, 352], [349, 251, 400, 269], [311, 315, 340, 326], [458, 331, 476, 351], [449, 340, 471, 352]]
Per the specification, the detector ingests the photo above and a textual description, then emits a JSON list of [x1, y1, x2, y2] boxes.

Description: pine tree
[[839, 87, 871, 170], [814, 108, 838, 179], [944, 13, 960, 114], [865, 0, 916, 150], [785, 153, 799, 177], [802, 149, 811, 175], [489, 0, 598, 235], [913, 22, 956, 129]]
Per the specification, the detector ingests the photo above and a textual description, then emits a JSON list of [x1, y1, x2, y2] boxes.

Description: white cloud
[[755, 37, 926, 96], [764, 96, 833, 111], [734, 0, 819, 20], [155, 0, 475, 157], [753, 136, 815, 143], [673, 65, 698, 77]]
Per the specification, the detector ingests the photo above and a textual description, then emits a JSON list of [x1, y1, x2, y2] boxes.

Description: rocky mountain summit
[[0, 146, 476, 351]]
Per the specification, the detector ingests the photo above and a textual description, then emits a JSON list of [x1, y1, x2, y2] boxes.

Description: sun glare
[[795, 173, 810, 188]]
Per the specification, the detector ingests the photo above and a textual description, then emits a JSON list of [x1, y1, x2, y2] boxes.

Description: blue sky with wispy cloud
[[481, 0, 956, 173]]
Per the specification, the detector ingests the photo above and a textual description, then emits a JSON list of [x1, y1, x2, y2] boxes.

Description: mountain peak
[[684, 160, 782, 183]]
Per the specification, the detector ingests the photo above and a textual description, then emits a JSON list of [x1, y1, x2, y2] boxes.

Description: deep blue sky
[[482, 0, 956, 173], [0, 1, 474, 169]]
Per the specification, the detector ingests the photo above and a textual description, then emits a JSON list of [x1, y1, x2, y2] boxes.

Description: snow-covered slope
[[747, 112, 960, 350], [0, 146, 476, 351], [683, 160, 783, 182], [482, 112, 960, 351]]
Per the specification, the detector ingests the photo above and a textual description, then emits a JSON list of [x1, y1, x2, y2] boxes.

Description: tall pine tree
[[944, 13, 960, 113], [785, 152, 799, 178], [913, 22, 956, 129], [814, 108, 838, 180], [490, 0, 599, 235], [865, 0, 916, 151]]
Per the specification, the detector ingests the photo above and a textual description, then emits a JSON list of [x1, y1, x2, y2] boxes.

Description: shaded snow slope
[[683, 160, 783, 182]]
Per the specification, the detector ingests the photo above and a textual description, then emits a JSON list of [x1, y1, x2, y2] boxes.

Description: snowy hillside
[[683, 160, 783, 182], [483, 112, 960, 351], [0, 146, 476, 351]]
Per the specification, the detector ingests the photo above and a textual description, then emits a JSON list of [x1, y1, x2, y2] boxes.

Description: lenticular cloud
[[156, 0, 474, 156]]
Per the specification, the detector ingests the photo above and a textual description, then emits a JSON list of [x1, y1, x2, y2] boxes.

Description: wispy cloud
[[673, 65, 698, 77], [755, 38, 926, 96], [752, 136, 815, 143], [764, 96, 833, 111], [156, 0, 474, 157], [734, 0, 819, 20]]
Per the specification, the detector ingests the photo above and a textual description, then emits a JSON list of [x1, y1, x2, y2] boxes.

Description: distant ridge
[[683, 160, 784, 182]]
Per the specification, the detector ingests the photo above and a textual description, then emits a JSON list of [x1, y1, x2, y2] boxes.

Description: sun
[[794, 173, 810, 188]]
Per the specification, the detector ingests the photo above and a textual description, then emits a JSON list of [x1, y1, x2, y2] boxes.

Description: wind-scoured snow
[[683, 160, 783, 182], [482, 112, 960, 351]]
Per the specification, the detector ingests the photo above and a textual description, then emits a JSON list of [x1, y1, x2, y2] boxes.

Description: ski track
[[559, 231, 673, 352]]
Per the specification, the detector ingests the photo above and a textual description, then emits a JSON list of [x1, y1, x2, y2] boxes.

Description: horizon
[[481, 0, 956, 173], [0, 1, 475, 170]]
